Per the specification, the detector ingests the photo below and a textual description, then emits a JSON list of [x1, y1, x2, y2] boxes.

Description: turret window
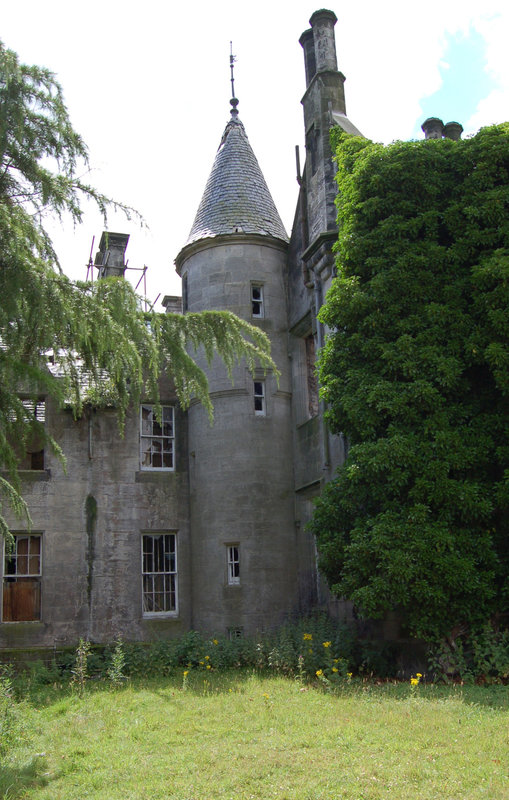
[[227, 545, 240, 585], [253, 381, 265, 415], [251, 285, 264, 318]]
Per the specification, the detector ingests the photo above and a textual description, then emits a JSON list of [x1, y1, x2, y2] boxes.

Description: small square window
[[2, 534, 42, 622], [254, 381, 265, 416], [227, 545, 240, 585], [140, 405, 175, 470], [251, 285, 264, 318]]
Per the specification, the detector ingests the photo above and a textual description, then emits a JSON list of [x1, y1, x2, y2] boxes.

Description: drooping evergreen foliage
[[0, 43, 275, 540], [310, 125, 509, 641]]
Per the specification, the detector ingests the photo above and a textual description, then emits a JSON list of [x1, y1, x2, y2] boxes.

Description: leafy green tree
[[310, 125, 509, 642], [0, 42, 275, 540]]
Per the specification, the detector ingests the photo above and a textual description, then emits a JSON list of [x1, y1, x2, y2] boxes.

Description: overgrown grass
[[2, 672, 508, 799]]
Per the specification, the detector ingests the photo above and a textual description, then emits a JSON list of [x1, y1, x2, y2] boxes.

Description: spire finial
[[229, 41, 239, 118]]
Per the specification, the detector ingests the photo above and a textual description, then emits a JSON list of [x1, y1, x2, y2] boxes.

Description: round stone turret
[[176, 111, 296, 636]]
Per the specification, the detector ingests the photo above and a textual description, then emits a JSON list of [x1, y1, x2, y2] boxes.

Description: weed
[[107, 637, 127, 687], [70, 638, 91, 696]]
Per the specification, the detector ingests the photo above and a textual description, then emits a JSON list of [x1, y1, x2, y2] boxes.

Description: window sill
[[1, 470, 51, 482], [142, 613, 179, 620]]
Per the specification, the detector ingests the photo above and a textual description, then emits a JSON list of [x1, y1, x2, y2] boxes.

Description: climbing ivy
[[310, 124, 509, 642]]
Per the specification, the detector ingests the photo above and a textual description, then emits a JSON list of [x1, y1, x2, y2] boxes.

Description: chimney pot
[[309, 9, 338, 74], [299, 29, 316, 88], [421, 117, 444, 140], [443, 121, 463, 141]]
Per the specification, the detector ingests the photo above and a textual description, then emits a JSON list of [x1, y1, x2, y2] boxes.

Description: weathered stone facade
[[1, 10, 360, 650]]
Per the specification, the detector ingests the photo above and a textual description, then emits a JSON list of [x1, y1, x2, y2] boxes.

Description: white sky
[[3, 0, 508, 306]]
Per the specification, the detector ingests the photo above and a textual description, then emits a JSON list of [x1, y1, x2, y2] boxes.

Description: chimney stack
[[309, 9, 338, 74], [422, 118, 463, 141], [95, 232, 130, 278], [299, 28, 316, 88]]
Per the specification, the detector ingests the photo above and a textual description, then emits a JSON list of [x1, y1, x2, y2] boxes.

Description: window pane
[[141, 405, 153, 435]]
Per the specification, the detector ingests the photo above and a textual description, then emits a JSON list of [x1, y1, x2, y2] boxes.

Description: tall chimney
[[299, 28, 316, 88], [309, 9, 338, 73]]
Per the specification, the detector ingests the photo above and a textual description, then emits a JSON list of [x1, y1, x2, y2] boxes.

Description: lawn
[[2, 672, 508, 799]]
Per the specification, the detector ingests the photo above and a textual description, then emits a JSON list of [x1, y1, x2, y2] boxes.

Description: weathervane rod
[[230, 41, 236, 100]]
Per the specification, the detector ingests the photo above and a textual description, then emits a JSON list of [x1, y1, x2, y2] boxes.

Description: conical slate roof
[[184, 114, 288, 247]]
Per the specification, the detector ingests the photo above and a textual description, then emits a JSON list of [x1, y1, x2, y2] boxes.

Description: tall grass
[[2, 672, 508, 800]]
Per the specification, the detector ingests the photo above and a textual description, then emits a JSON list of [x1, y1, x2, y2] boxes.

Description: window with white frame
[[140, 404, 175, 470], [251, 285, 264, 318], [2, 534, 42, 622], [253, 381, 265, 415], [227, 545, 240, 585], [141, 533, 178, 615]]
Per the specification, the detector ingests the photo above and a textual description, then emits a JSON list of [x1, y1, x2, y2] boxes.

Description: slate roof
[[184, 116, 288, 247], [331, 111, 363, 137]]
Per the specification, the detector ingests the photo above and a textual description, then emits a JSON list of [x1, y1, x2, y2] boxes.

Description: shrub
[[0, 665, 25, 757]]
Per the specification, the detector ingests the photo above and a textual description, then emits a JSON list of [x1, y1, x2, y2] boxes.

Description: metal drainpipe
[[312, 265, 330, 472]]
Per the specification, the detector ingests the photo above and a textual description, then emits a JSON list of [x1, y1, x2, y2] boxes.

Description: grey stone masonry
[[183, 117, 288, 249]]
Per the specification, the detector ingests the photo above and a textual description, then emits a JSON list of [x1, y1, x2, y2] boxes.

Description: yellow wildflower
[[416, 673, 422, 678], [332, 667, 338, 673], [205, 655, 210, 660], [303, 633, 312, 641], [316, 669, 323, 677], [323, 641, 331, 648], [183, 670, 189, 677], [347, 672, 353, 678], [410, 677, 419, 686], [212, 639, 218, 645], [206, 664, 211, 670]]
